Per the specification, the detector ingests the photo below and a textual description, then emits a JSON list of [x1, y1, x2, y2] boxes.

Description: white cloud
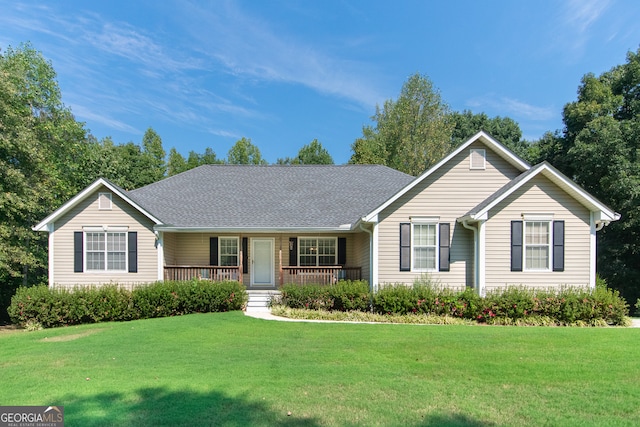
[[563, 0, 611, 34], [466, 96, 555, 121], [70, 104, 140, 134], [181, 1, 384, 109]]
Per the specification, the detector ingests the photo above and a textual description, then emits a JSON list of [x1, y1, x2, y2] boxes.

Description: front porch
[[161, 232, 369, 288], [164, 265, 362, 286]]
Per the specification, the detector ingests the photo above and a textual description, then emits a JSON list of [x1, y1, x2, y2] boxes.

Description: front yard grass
[[1, 312, 638, 426]]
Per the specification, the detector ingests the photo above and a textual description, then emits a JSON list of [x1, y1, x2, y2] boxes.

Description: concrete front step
[[246, 290, 281, 312]]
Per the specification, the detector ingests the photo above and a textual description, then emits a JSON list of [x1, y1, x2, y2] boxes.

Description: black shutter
[[289, 237, 297, 266], [338, 237, 347, 266], [74, 231, 83, 273], [400, 223, 411, 271], [511, 221, 523, 272], [128, 232, 138, 273], [439, 223, 450, 272], [553, 221, 565, 272], [242, 237, 248, 273], [210, 237, 218, 266]]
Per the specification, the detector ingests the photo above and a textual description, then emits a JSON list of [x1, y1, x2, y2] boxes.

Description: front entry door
[[251, 238, 275, 287]]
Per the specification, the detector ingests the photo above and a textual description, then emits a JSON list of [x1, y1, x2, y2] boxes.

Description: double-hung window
[[524, 221, 550, 271], [85, 231, 127, 271], [512, 216, 564, 272], [412, 223, 438, 271], [219, 237, 239, 266], [400, 220, 450, 272], [299, 237, 336, 266]]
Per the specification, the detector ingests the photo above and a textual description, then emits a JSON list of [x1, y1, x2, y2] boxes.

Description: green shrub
[[328, 280, 370, 311], [278, 281, 370, 312], [372, 284, 416, 315], [8, 280, 247, 328], [279, 283, 332, 310], [280, 282, 628, 326]]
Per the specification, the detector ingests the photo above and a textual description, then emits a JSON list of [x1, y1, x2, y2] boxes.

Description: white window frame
[[298, 237, 337, 267], [470, 149, 486, 170], [84, 230, 128, 272], [219, 237, 240, 267], [523, 220, 552, 272], [98, 192, 112, 210], [411, 221, 438, 272]]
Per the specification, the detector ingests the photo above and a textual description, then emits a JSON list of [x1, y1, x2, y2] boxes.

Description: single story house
[[34, 131, 620, 295]]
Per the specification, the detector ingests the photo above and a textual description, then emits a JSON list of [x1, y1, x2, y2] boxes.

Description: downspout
[[460, 219, 478, 294]]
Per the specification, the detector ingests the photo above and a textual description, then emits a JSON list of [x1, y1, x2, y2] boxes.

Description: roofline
[[33, 178, 164, 231], [363, 131, 531, 222], [465, 162, 620, 222], [154, 225, 357, 233]]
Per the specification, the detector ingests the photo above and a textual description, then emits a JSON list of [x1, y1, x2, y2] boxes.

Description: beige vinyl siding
[[377, 142, 522, 287], [162, 232, 178, 265], [52, 186, 158, 287], [352, 232, 371, 284], [484, 174, 591, 290]]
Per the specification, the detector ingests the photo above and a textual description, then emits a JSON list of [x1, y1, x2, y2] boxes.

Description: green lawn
[[1, 312, 638, 426]]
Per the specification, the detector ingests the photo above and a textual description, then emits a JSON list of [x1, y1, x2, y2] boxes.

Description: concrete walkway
[[245, 310, 640, 327]]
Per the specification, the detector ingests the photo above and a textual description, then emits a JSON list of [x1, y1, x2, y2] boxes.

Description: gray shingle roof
[[128, 165, 414, 229]]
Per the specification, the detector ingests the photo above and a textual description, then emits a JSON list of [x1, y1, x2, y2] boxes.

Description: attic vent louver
[[470, 149, 486, 170]]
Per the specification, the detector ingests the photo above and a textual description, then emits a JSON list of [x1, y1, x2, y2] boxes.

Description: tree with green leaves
[[450, 110, 535, 162], [227, 137, 267, 165], [167, 148, 188, 176], [541, 48, 640, 308], [0, 43, 86, 300], [140, 127, 166, 183], [350, 73, 454, 176], [277, 139, 334, 164]]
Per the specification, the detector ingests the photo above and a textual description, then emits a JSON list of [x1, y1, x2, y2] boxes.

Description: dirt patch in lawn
[[40, 329, 104, 342], [0, 324, 22, 335]]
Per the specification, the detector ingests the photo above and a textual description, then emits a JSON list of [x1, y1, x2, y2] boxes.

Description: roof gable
[[363, 131, 531, 221], [33, 178, 163, 231], [462, 162, 620, 222]]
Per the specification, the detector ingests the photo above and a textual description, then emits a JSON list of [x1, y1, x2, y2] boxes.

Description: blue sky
[[2, 1, 639, 164]]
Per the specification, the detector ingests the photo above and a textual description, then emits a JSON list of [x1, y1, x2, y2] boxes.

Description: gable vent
[[98, 192, 112, 210], [470, 149, 486, 170]]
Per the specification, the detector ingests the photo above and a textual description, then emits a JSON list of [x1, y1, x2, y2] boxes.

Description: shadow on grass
[[61, 387, 320, 427], [419, 413, 496, 427]]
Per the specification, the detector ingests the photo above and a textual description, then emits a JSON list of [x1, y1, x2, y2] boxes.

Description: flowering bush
[[278, 282, 629, 326]]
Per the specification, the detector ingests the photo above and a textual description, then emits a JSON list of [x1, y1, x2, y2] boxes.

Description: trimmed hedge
[[279, 280, 370, 312], [278, 281, 629, 326], [8, 280, 247, 328]]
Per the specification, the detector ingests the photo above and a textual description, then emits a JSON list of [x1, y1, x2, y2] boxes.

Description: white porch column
[[48, 223, 55, 288], [589, 212, 596, 289], [477, 220, 486, 297], [156, 231, 164, 282]]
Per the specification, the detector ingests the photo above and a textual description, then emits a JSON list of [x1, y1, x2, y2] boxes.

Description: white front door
[[251, 238, 275, 287]]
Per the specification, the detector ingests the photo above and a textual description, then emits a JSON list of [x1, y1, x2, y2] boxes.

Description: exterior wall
[[162, 232, 178, 265], [377, 141, 522, 287], [484, 175, 591, 290], [166, 231, 369, 287], [352, 231, 371, 285], [51, 186, 158, 287]]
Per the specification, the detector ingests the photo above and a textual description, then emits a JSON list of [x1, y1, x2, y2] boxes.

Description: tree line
[[1, 42, 639, 316]]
